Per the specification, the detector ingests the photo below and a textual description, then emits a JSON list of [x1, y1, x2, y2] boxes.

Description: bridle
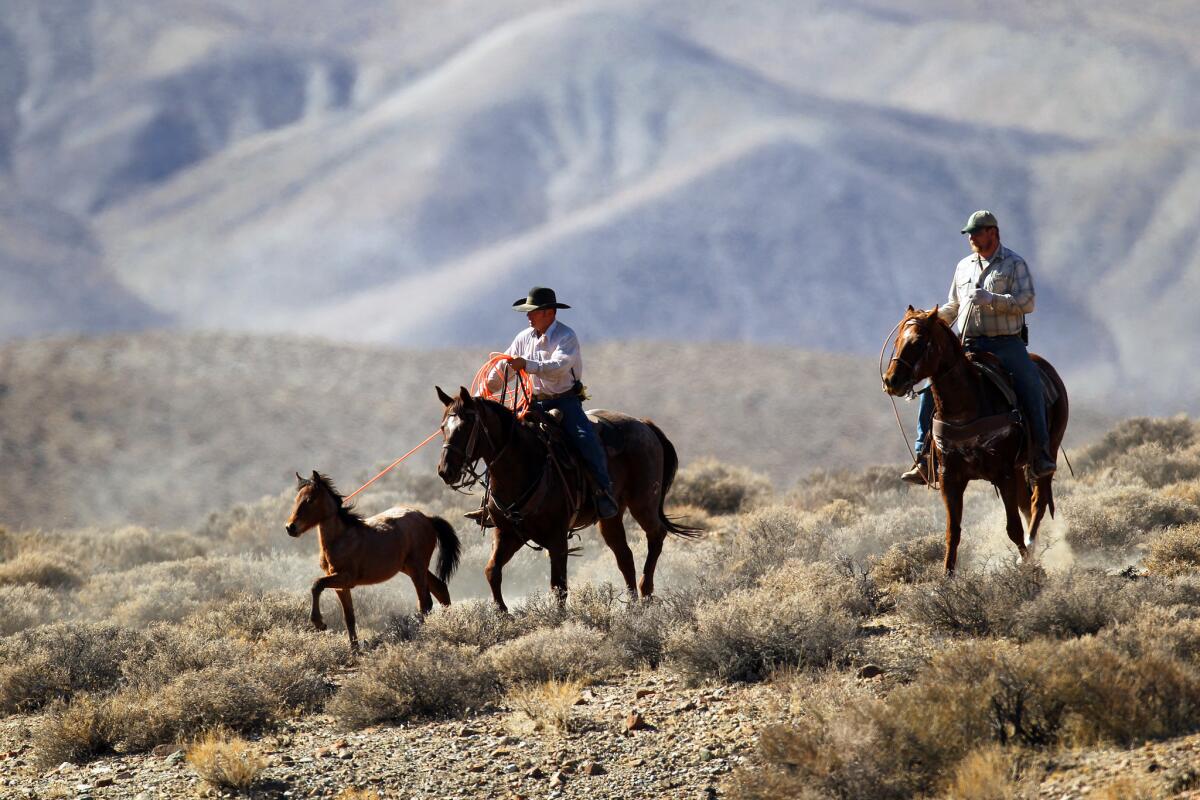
[[440, 401, 515, 492]]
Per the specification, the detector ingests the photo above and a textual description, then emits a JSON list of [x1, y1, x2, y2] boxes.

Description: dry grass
[[670, 458, 773, 515], [944, 744, 1029, 800], [665, 561, 864, 683], [187, 728, 267, 791], [328, 641, 499, 729], [1144, 523, 1200, 577], [506, 679, 585, 734], [0, 552, 83, 589], [488, 622, 619, 686]]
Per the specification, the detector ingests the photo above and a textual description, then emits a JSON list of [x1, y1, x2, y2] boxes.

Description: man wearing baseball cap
[[493, 287, 619, 519], [900, 211, 1057, 484]]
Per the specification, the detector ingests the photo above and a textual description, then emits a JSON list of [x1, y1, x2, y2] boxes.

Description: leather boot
[[900, 459, 929, 486]]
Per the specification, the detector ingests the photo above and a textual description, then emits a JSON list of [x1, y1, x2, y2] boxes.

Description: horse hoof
[[312, 619, 327, 632]]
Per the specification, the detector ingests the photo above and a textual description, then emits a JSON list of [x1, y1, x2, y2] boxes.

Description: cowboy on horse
[[486, 286, 620, 520], [901, 210, 1058, 485]]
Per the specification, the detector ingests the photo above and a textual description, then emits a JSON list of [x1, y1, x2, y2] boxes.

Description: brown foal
[[285, 471, 461, 651]]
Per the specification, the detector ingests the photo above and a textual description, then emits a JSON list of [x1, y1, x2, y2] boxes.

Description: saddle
[[930, 352, 1057, 456]]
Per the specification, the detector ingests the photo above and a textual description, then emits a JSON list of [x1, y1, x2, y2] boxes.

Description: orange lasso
[[342, 354, 533, 502], [470, 353, 534, 419]]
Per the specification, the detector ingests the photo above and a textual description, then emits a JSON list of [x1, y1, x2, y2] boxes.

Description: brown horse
[[882, 307, 1069, 574], [285, 471, 461, 650], [435, 386, 700, 611]]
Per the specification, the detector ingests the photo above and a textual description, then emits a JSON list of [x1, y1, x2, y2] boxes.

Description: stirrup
[[464, 506, 494, 527]]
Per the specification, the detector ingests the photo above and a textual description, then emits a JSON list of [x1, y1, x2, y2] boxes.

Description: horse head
[[883, 305, 956, 397], [436, 385, 501, 487], [285, 470, 341, 537]]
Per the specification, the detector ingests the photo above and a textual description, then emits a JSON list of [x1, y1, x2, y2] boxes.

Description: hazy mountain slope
[[0, 183, 165, 337], [0, 332, 1116, 531], [1, 1, 1197, 412], [649, 0, 1200, 141]]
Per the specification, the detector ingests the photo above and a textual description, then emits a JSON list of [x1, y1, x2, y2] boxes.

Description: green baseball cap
[[961, 209, 998, 233]]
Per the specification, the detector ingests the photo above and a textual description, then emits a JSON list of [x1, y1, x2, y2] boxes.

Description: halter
[[441, 401, 517, 492]]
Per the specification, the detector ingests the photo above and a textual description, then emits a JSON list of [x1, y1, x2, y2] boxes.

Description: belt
[[534, 389, 579, 401], [963, 334, 1021, 345]]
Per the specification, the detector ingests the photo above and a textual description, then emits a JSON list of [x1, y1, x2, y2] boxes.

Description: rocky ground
[[0, 669, 782, 800], [6, 662, 1200, 800]]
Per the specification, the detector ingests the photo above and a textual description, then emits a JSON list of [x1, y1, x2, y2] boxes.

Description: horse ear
[[436, 385, 454, 406], [458, 386, 472, 403], [906, 304, 915, 313], [311, 470, 320, 483], [295, 471, 304, 485]]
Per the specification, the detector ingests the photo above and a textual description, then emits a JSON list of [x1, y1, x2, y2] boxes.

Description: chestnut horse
[[435, 386, 700, 611], [882, 307, 1069, 574], [285, 471, 461, 650]]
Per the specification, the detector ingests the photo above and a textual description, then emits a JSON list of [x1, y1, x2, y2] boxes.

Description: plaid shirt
[[937, 244, 1035, 338]]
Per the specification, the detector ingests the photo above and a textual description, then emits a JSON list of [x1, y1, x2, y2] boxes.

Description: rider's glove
[[970, 288, 996, 306]]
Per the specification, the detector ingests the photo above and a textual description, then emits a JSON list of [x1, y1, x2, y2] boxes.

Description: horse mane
[[305, 472, 366, 526]]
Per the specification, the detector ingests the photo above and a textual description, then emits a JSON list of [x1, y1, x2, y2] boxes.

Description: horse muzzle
[[284, 523, 300, 537]]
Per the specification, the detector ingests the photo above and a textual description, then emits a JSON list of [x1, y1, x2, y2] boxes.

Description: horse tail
[[429, 515, 462, 583], [645, 420, 703, 539]]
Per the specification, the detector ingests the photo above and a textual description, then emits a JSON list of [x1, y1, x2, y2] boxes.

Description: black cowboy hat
[[512, 286, 570, 312]]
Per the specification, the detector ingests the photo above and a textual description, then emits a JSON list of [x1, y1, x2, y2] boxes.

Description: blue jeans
[[915, 335, 1050, 458], [534, 395, 614, 495]]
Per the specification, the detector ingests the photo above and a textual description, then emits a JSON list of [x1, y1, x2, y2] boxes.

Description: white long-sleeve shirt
[[493, 319, 583, 396]]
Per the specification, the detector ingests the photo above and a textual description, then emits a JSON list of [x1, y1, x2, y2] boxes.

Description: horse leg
[[411, 568, 433, 615], [598, 515, 638, 598], [485, 528, 524, 613], [426, 572, 451, 606], [941, 477, 967, 575], [996, 478, 1029, 560], [548, 543, 569, 608], [334, 588, 358, 652], [311, 573, 355, 633], [638, 530, 666, 600], [1027, 477, 1053, 554]]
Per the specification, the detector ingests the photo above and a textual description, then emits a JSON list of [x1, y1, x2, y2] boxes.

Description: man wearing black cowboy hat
[[493, 286, 619, 519]]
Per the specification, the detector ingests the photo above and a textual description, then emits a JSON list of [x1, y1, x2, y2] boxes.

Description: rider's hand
[[508, 356, 527, 372], [971, 288, 996, 306]]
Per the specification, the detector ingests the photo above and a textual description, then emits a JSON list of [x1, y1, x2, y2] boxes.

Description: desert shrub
[[107, 665, 279, 752], [671, 458, 772, 515], [1062, 485, 1199, 554], [187, 729, 267, 791], [0, 622, 147, 713], [33, 695, 113, 768], [1087, 777, 1167, 800], [790, 465, 904, 511], [712, 505, 829, 590], [1102, 605, 1200, 666], [1144, 523, 1200, 577], [731, 677, 896, 800], [0, 583, 70, 636], [665, 562, 863, 683], [837, 504, 947, 562], [944, 744, 1029, 800], [0, 551, 83, 589], [328, 640, 499, 728], [898, 562, 1046, 637], [1108, 442, 1200, 489], [1079, 416, 1194, 472], [871, 534, 946, 587], [488, 622, 619, 686], [196, 491, 299, 555], [506, 679, 585, 734], [87, 526, 208, 569], [185, 591, 312, 639], [1008, 569, 1140, 641], [603, 590, 701, 670], [419, 599, 530, 649], [1163, 478, 1200, 507]]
